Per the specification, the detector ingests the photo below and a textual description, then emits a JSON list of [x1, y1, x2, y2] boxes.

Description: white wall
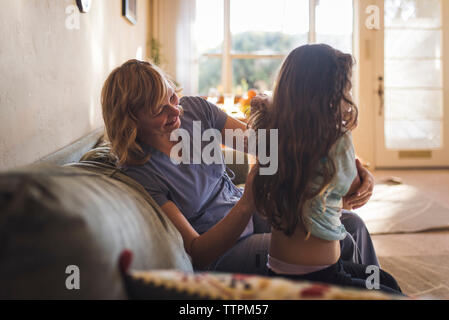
[[0, 0, 150, 170]]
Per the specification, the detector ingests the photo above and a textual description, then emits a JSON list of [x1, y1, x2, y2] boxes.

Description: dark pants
[[268, 259, 403, 296], [340, 210, 380, 267]]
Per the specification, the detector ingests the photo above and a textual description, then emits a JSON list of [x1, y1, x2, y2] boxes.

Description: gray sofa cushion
[[0, 164, 193, 299]]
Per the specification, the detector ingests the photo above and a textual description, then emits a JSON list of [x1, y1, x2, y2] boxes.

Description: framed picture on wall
[[122, 0, 137, 25], [76, 0, 92, 13]]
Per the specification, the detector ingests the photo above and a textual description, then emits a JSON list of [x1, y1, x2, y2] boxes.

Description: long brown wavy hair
[[250, 44, 358, 237], [101, 59, 178, 166]]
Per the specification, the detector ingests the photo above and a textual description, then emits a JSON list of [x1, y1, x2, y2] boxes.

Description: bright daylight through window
[[194, 0, 353, 113]]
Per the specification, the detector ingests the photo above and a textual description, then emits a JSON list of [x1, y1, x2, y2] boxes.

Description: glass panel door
[[384, 0, 443, 150], [373, 0, 449, 167]]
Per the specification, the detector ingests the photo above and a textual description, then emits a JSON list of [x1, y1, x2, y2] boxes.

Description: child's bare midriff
[[269, 224, 341, 267]]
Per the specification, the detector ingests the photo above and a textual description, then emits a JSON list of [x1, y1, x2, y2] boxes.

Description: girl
[[249, 44, 402, 294]]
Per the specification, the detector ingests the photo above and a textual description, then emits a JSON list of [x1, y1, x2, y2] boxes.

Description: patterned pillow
[[119, 250, 402, 300]]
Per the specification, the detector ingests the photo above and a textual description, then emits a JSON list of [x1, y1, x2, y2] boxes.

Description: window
[[195, 0, 354, 96]]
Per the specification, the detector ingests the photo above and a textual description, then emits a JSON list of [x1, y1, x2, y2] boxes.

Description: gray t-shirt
[[122, 96, 254, 238]]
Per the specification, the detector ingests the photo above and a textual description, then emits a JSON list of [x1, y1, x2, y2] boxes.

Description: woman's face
[[137, 85, 181, 139]]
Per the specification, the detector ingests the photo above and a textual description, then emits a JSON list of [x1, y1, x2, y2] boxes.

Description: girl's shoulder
[[331, 131, 354, 156]]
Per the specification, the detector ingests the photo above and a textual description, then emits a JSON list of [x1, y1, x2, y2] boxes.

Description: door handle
[[377, 76, 384, 116]]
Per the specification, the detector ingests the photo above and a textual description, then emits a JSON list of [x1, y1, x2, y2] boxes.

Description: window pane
[[385, 0, 441, 29], [385, 60, 442, 88], [198, 57, 222, 96], [230, 0, 309, 54], [385, 89, 443, 120], [316, 0, 353, 54], [232, 58, 283, 92], [195, 0, 223, 54], [385, 120, 442, 150], [385, 29, 441, 59]]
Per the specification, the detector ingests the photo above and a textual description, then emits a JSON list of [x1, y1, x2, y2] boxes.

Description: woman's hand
[[343, 159, 374, 210], [248, 95, 272, 131], [250, 94, 272, 112]]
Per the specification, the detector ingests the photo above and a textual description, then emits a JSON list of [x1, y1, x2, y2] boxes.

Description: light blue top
[[304, 131, 357, 241], [122, 96, 254, 238]]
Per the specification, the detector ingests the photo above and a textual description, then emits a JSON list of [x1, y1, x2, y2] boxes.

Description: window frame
[[199, 0, 320, 93]]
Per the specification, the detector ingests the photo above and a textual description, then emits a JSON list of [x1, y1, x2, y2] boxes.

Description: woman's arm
[[220, 115, 250, 153], [159, 165, 258, 269], [343, 159, 374, 210]]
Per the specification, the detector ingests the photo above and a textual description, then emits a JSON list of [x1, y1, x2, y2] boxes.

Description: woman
[[101, 59, 378, 274]]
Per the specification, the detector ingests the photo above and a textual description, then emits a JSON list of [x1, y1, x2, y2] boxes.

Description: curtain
[[149, 0, 198, 95]]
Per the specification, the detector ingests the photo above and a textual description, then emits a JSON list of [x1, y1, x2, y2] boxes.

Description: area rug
[[354, 183, 449, 234], [378, 255, 449, 299]]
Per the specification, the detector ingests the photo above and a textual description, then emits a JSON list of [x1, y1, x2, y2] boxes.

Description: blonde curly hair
[[101, 59, 177, 166]]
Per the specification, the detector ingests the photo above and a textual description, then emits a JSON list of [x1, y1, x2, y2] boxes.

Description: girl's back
[[269, 131, 357, 266]]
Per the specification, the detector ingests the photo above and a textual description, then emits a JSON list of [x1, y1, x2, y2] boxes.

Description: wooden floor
[[371, 170, 449, 299]]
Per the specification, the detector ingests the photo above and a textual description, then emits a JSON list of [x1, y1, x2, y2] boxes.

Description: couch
[[0, 129, 401, 300]]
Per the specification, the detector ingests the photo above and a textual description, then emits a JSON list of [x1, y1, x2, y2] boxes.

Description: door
[[373, 0, 449, 168]]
